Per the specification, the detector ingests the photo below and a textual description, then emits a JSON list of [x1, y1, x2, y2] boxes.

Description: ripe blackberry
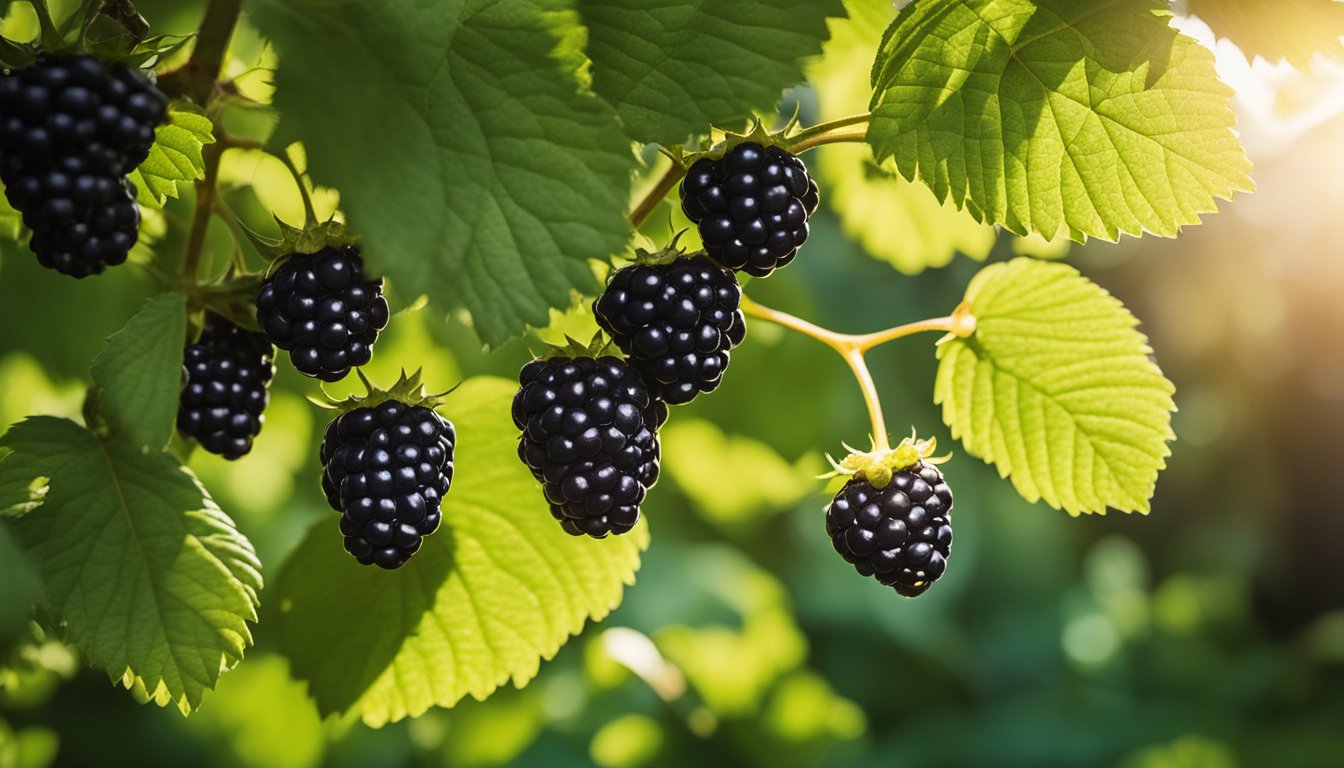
[[511, 355, 667, 538], [320, 400, 455, 569], [0, 55, 167, 277], [680, 142, 819, 278], [593, 255, 745, 405], [826, 462, 953, 597], [177, 315, 276, 460], [256, 245, 390, 382]]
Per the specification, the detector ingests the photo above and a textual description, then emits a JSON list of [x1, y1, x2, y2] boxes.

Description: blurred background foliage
[[1, 1, 1343, 766]]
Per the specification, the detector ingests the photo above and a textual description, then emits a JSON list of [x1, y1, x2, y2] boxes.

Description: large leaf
[[868, 0, 1253, 242], [809, 0, 996, 273], [934, 258, 1176, 515], [248, 0, 636, 346], [126, 106, 215, 209], [1188, 0, 1344, 65], [0, 417, 263, 713], [276, 377, 648, 726], [579, 0, 844, 145], [88, 292, 186, 452]]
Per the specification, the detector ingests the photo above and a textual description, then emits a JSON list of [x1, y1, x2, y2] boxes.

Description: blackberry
[[511, 356, 667, 538], [177, 315, 276, 460], [320, 401, 455, 569], [256, 245, 390, 382], [593, 255, 745, 405], [680, 142, 819, 278], [826, 462, 953, 597], [0, 55, 167, 277]]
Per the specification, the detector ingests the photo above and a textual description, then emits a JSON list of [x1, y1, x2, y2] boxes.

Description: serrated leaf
[[0, 522, 42, 645], [276, 377, 647, 726], [579, 0, 845, 145], [248, 0, 636, 347], [88, 292, 186, 451], [868, 0, 1253, 242], [1188, 0, 1344, 66], [125, 107, 215, 209], [0, 417, 263, 713], [809, 0, 996, 273], [934, 258, 1176, 515]]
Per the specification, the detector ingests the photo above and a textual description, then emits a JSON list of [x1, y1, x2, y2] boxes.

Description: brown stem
[[630, 163, 686, 229], [156, 0, 241, 105], [180, 141, 223, 291]]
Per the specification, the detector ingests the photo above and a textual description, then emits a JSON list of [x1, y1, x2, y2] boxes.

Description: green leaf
[[276, 377, 647, 726], [248, 0, 636, 347], [88, 292, 186, 452], [809, 0, 996, 273], [0, 417, 263, 713], [868, 0, 1254, 242], [934, 258, 1176, 515], [579, 0, 845, 145], [126, 106, 215, 209], [0, 522, 42, 645], [1188, 0, 1344, 65]]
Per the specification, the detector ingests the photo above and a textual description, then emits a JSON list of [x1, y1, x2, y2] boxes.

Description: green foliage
[[87, 292, 186, 452], [580, 0, 844, 145], [247, 0, 637, 346], [0, 523, 41, 645], [809, 0, 996, 273], [868, 0, 1254, 241], [276, 377, 647, 726], [1189, 0, 1344, 65], [125, 106, 215, 209], [935, 258, 1176, 515], [0, 417, 261, 714]]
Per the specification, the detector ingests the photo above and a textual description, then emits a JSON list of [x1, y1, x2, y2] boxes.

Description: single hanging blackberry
[[825, 437, 953, 597], [256, 244, 390, 382], [177, 314, 276, 460], [680, 141, 819, 278], [319, 372, 455, 570], [512, 349, 667, 538], [593, 251, 745, 405], [0, 54, 167, 277]]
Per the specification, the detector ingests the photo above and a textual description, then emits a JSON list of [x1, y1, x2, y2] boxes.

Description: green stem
[[277, 148, 319, 226], [740, 297, 976, 452], [158, 0, 240, 104], [787, 112, 871, 144], [787, 126, 868, 155], [26, 0, 62, 49], [180, 141, 223, 290]]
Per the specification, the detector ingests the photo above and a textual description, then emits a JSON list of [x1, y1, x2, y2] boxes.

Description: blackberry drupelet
[[680, 141, 819, 278], [177, 314, 276, 460], [0, 54, 167, 277], [256, 245, 390, 382], [593, 255, 745, 405], [320, 400, 455, 569], [826, 462, 953, 597], [512, 355, 667, 538]]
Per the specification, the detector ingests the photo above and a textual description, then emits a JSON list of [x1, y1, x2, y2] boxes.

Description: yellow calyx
[[827, 432, 949, 490]]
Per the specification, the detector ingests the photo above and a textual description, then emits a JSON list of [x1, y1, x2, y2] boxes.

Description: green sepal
[[825, 432, 949, 490], [312, 369, 457, 416], [683, 113, 805, 166], [241, 217, 357, 271], [626, 231, 704, 268], [537, 332, 621, 362], [0, 36, 40, 70]]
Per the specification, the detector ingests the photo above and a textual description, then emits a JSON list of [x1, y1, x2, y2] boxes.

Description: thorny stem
[[741, 297, 975, 452]]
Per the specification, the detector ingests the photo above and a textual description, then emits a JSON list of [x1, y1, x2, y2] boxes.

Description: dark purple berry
[[511, 356, 666, 538], [593, 255, 745, 405], [680, 142, 819, 278], [256, 245, 389, 381], [320, 402, 455, 569], [176, 315, 275, 460], [825, 462, 953, 597]]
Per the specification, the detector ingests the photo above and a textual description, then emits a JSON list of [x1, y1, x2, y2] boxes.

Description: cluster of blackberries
[[512, 356, 666, 538], [320, 401, 455, 569], [594, 255, 745, 405], [826, 463, 954, 597], [0, 55, 167, 277], [256, 245, 390, 381], [680, 141, 818, 278], [177, 314, 276, 460]]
